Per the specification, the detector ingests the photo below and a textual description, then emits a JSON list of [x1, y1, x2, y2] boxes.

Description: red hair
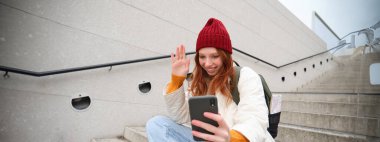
[[190, 48, 235, 103]]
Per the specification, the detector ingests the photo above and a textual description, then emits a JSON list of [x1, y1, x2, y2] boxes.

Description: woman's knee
[[146, 115, 171, 130]]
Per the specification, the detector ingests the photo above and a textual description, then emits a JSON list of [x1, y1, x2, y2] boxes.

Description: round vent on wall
[[71, 94, 91, 111], [138, 81, 151, 95]]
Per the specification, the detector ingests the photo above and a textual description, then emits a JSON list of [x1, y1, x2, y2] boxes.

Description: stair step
[[300, 86, 368, 89], [280, 111, 380, 137], [91, 137, 130, 142], [312, 79, 373, 84], [123, 127, 148, 142], [302, 85, 379, 88], [282, 100, 380, 118], [322, 75, 366, 77], [296, 89, 380, 94], [306, 80, 376, 84], [281, 93, 380, 105], [296, 89, 355, 94], [281, 93, 358, 103], [298, 87, 380, 91], [358, 94, 380, 104], [300, 88, 380, 91], [311, 82, 374, 86], [277, 123, 379, 142], [299, 88, 380, 92]]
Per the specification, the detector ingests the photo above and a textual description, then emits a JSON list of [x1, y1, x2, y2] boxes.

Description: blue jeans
[[146, 115, 199, 142]]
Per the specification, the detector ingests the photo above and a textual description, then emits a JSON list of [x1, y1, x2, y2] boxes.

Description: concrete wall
[[0, 0, 336, 141]]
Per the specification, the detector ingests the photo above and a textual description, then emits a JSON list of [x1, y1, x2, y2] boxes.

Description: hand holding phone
[[188, 95, 219, 141]]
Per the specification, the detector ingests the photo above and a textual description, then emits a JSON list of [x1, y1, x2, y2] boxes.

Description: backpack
[[231, 66, 280, 138]]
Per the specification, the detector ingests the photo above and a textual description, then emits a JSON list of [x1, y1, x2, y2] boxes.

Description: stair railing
[[1, 45, 344, 77]]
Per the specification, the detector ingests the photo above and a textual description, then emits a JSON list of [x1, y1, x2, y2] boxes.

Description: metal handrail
[[1, 52, 195, 77], [233, 43, 346, 69], [1, 44, 344, 77], [278, 43, 349, 68], [313, 12, 341, 40], [232, 48, 277, 68]]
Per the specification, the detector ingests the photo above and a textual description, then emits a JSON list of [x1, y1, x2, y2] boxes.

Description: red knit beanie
[[196, 18, 232, 54]]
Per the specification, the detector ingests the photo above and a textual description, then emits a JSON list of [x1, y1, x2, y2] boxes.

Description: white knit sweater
[[163, 67, 275, 142]]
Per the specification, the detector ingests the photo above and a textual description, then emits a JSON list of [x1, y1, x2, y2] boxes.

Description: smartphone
[[188, 95, 219, 141]]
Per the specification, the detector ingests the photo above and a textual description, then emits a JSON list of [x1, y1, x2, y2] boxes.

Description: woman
[[146, 18, 274, 142]]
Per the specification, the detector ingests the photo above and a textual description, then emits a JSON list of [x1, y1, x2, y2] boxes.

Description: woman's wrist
[[166, 74, 186, 94], [171, 74, 186, 85], [229, 129, 249, 142]]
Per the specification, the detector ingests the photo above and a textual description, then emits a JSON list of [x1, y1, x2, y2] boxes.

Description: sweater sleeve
[[230, 129, 249, 142], [232, 67, 273, 142], [166, 74, 186, 94], [163, 74, 190, 124]]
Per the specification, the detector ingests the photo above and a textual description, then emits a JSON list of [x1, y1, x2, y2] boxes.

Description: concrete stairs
[[91, 127, 147, 142], [93, 93, 380, 142], [123, 127, 148, 142], [91, 136, 130, 142], [277, 123, 371, 142], [297, 53, 380, 93], [276, 93, 380, 142], [277, 53, 380, 142]]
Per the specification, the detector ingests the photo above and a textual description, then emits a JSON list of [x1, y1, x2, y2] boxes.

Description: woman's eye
[[212, 55, 219, 58], [199, 56, 205, 59]]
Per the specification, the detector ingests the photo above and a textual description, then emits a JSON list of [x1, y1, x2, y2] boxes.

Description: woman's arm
[[163, 45, 191, 124], [164, 84, 190, 124], [232, 67, 270, 142]]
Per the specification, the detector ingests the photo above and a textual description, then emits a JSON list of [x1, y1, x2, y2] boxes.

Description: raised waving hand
[[171, 44, 190, 77]]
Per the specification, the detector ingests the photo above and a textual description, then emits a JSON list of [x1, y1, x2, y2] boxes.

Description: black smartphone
[[188, 95, 219, 141]]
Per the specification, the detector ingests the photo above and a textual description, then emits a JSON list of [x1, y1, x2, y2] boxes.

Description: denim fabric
[[146, 115, 199, 142]]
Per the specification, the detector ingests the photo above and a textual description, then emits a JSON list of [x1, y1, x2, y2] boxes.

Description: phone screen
[[188, 95, 219, 141]]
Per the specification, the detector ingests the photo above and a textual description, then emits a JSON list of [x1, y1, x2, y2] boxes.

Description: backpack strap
[[259, 74, 272, 113], [231, 66, 241, 105], [231, 67, 272, 114]]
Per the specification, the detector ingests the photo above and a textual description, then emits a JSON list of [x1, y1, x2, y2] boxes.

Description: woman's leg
[[146, 115, 195, 142]]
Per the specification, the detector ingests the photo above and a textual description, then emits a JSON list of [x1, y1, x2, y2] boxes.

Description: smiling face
[[198, 47, 223, 77]]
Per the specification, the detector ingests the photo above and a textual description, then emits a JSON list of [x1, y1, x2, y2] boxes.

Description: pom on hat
[[196, 18, 232, 54]]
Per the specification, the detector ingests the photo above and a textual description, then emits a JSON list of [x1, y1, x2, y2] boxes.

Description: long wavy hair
[[190, 48, 235, 103]]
